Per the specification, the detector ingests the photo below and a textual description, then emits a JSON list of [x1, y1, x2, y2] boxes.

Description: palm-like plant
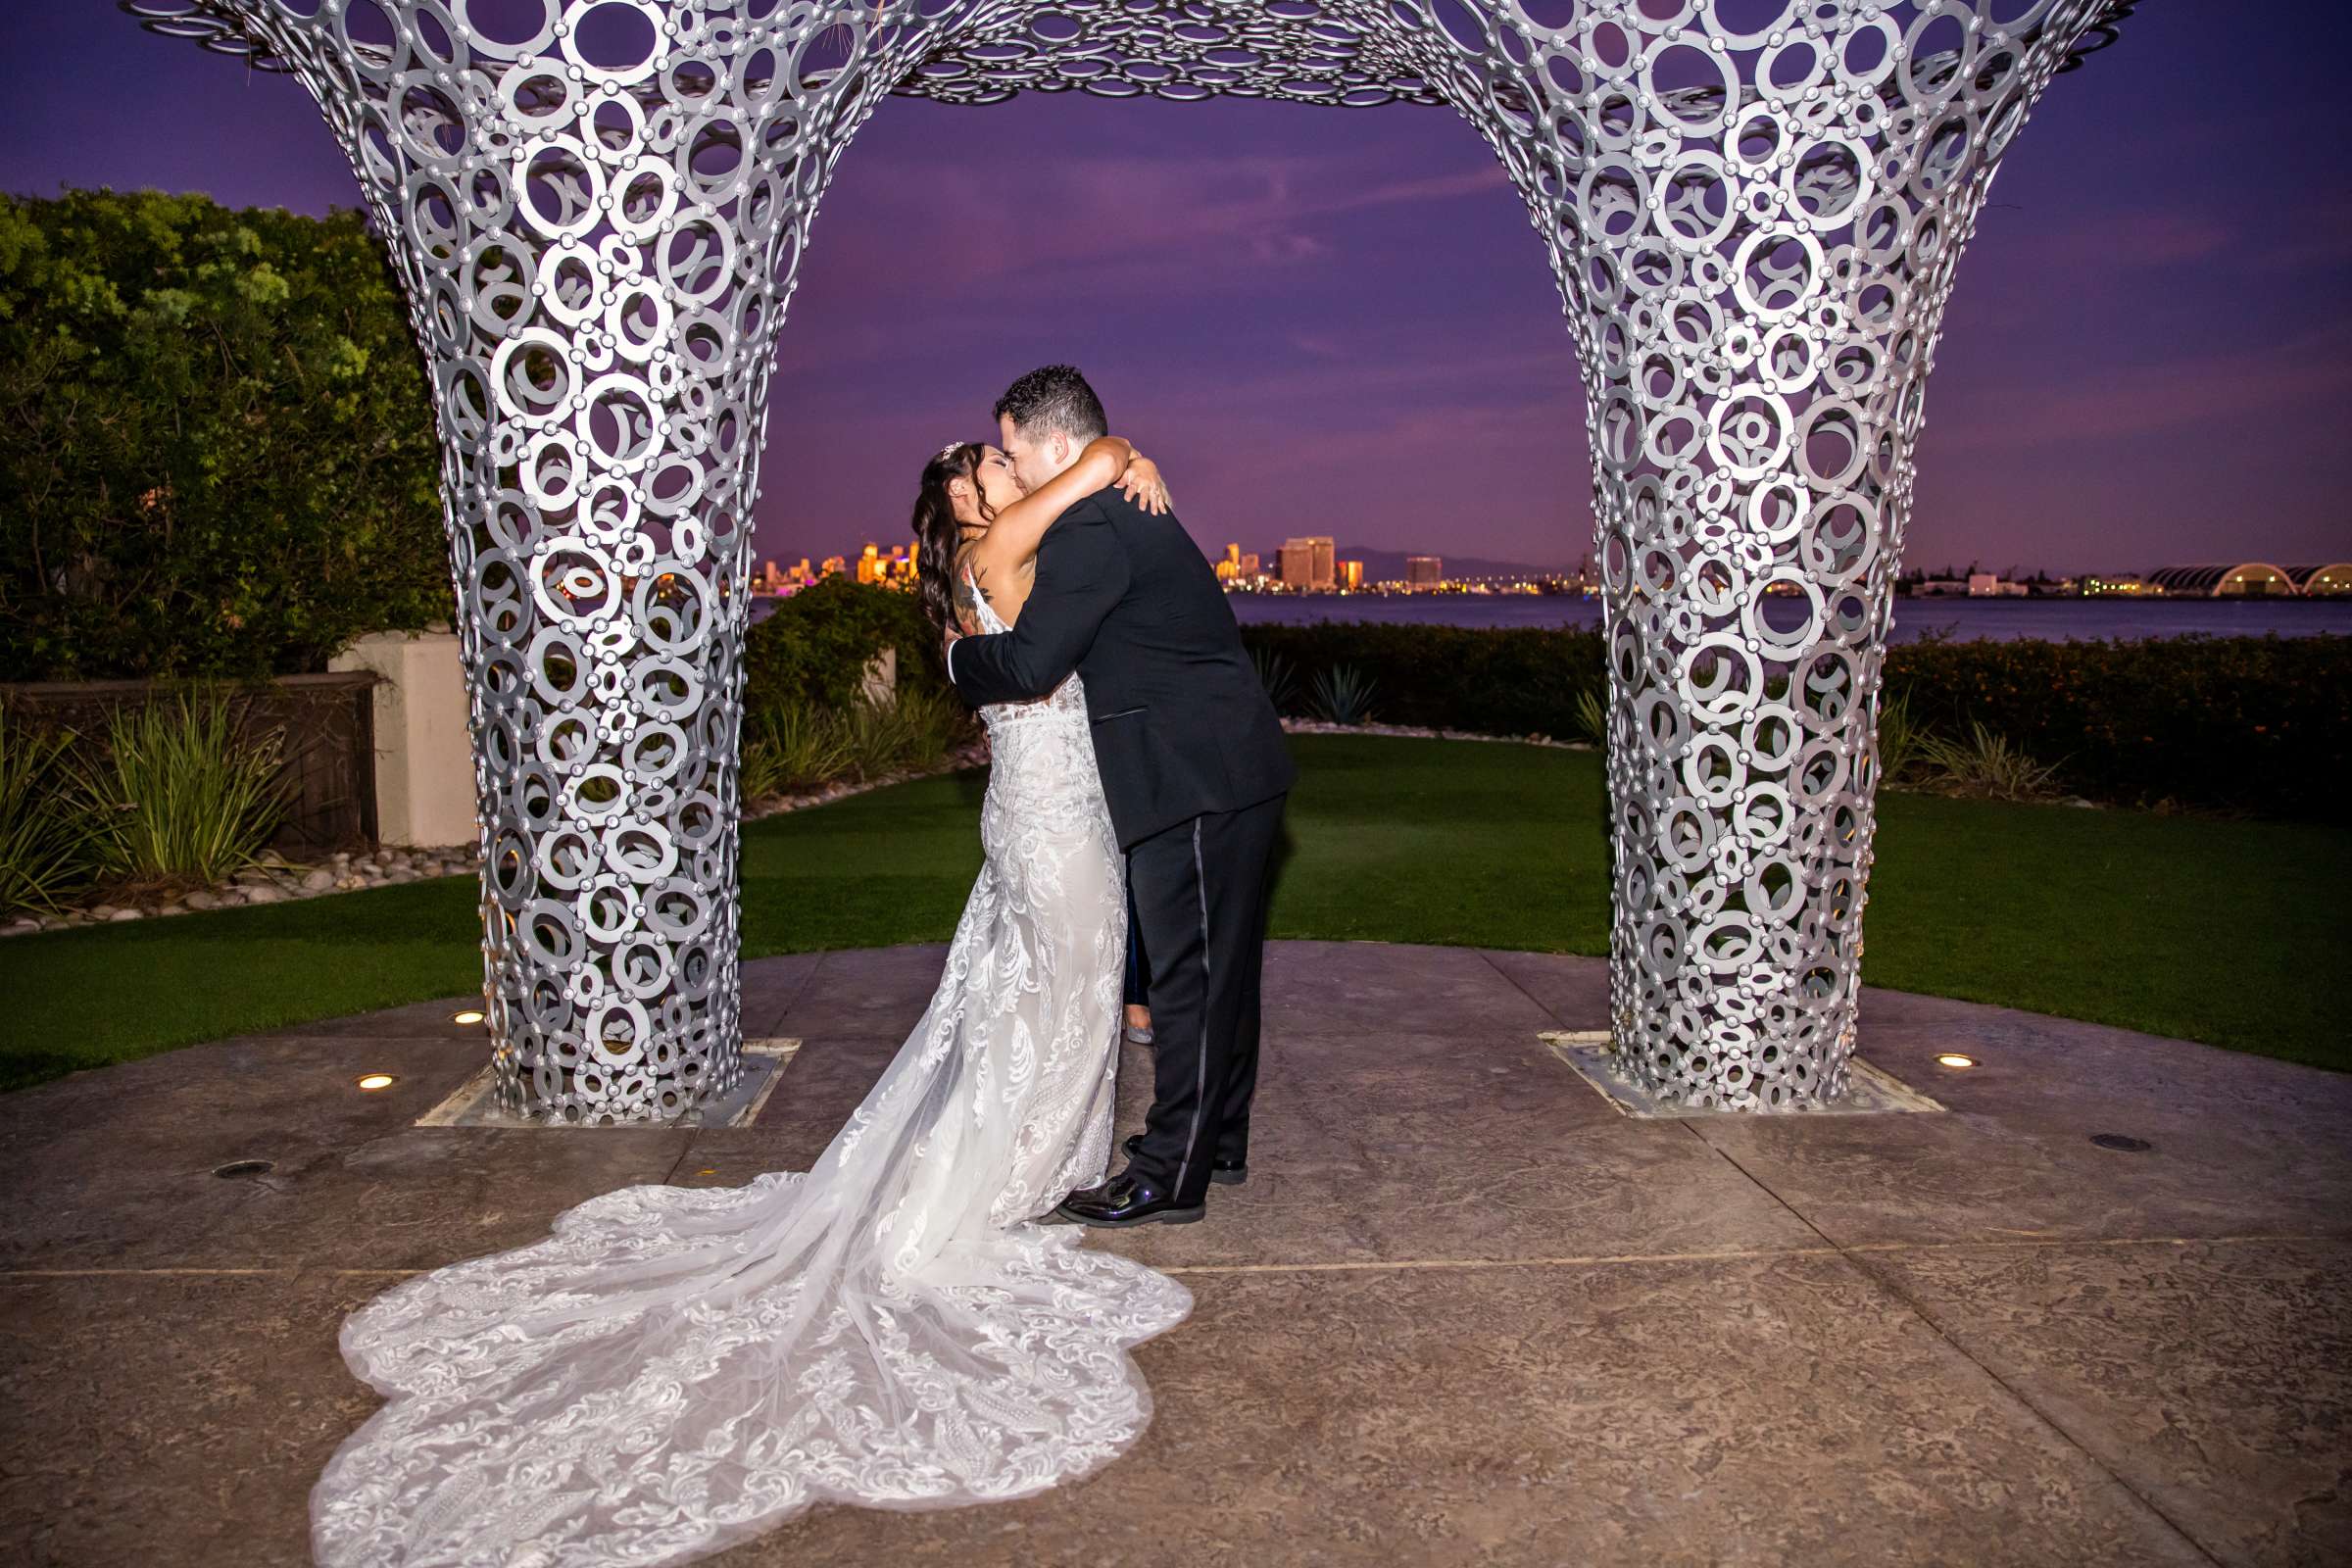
[[1306, 663, 1378, 726], [1249, 646, 1299, 715]]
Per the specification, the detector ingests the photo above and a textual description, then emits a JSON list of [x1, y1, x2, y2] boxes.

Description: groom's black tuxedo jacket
[[948, 485, 1295, 851]]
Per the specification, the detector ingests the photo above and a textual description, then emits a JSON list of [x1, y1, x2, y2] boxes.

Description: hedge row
[[1237, 621, 2346, 820], [741, 577, 949, 711]]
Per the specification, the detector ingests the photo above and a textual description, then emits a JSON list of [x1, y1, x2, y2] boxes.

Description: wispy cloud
[[799, 145, 1514, 304]]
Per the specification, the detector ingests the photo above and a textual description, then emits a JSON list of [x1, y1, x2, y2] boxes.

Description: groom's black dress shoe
[[1123, 1134, 1247, 1186], [1054, 1170, 1204, 1228]]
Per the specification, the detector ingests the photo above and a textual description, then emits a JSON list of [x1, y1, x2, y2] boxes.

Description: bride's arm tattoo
[[953, 563, 987, 632]]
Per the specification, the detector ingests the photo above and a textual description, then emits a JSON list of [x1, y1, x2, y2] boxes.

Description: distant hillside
[[1325, 544, 1576, 581]]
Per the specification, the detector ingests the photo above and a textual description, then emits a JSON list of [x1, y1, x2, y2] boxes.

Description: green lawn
[[4, 734, 2345, 1092]]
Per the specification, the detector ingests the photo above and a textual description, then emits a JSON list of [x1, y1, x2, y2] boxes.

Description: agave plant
[[1249, 646, 1299, 715], [1914, 717, 2064, 802], [79, 688, 290, 889], [0, 706, 102, 915], [1306, 662, 1378, 726]]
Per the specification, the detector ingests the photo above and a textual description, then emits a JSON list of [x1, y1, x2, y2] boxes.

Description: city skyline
[[9, 6, 2345, 574]]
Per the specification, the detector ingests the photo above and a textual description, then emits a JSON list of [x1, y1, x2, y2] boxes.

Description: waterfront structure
[[1281, 536, 1337, 591], [1339, 561, 1364, 591], [2292, 564, 2352, 597], [126, 0, 2139, 1116], [1405, 557, 1444, 590], [2148, 563, 2314, 598]]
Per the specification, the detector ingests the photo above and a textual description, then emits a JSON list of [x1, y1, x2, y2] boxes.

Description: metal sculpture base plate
[[417, 1040, 802, 1130], [1540, 1032, 1943, 1119]]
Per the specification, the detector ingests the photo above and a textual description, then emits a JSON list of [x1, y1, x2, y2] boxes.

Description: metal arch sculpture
[[124, 0, 2137, 1118]]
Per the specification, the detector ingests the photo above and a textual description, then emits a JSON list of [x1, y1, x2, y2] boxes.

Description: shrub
[[1306, 663, 1379, 725], [1913, 718, 2065, 802], [743, 577, 949, 712], [1574, 687, 1608, 748], [76, 688, 291, 889], [1881, 632, 2348, 818], [1249, 646, 1300, 715], [889, 687, 965, 774], [0, 707, 102, 914], [1239, 622, 1607, 739], [0, 190, 451, 680], [1236, 622, 2344, 819], [742, 699, 856, 802], [1870, 690, 1921, 786]]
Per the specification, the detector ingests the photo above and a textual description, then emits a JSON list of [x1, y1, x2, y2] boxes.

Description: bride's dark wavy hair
[[911, 441, 991, 644]]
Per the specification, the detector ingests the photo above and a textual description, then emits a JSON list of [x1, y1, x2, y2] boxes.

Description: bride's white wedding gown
[[311, 578, 1191, 1567]]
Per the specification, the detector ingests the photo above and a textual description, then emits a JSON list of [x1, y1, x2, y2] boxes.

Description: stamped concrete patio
[[3, 940, 2346, 1567]]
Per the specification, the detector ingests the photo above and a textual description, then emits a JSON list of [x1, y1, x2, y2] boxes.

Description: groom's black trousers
[[1122, 792, 1286, 1206]]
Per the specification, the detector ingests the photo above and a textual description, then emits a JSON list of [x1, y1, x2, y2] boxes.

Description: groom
[[944, 365, 1295, 1227]]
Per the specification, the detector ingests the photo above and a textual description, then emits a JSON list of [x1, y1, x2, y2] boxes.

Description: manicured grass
[[4, 734, 2344, 1092]]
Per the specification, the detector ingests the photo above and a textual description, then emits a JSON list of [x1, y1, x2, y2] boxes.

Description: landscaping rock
[[183, 891, 220, 910], [108, 907, 142, 921], [301, 869, 337, 892], [242, 885, 282, 905]]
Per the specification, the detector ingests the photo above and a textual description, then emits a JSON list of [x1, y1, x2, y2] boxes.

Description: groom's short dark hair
[[994, 365, 1107, 445]]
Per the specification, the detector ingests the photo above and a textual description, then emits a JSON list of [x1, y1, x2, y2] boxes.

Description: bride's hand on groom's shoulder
[[1117, 454, 1171, 516]]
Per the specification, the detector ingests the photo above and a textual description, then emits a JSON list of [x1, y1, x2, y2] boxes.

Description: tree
[[0, 189, 452, 680]]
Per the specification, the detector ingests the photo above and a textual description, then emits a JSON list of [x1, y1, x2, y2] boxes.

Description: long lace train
[[311, 610, 1188, 1567]]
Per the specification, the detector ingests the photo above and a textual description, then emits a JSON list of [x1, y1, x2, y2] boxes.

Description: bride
[[311, 434, 1191, 1566]]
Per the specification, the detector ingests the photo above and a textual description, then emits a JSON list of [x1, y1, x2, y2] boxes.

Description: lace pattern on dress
[[310, 567, 1185, 1567]]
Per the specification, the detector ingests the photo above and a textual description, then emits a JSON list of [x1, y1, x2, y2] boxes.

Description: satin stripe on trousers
[[1122, 792, 1286, 1205]]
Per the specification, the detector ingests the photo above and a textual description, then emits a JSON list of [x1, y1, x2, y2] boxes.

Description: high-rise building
[[1405, 556, 1443, 589], [1238, 552, 1259, 577], [819, 555, 847, 578], [1281, 535, 1336, 590], [856, 543, 883, 585], [1224, 543, 1242, 568], [1338, 560, 1363, 590]]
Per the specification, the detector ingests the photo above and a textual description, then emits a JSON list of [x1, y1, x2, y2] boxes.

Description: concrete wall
[[328, 629, 478, 848]]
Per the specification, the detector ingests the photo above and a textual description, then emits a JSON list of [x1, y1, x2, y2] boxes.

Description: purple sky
[[6, 5, 2348, 575]]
